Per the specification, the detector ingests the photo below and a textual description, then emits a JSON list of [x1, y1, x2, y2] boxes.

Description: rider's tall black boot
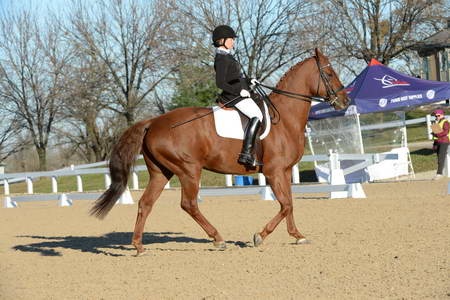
[[238, 117, 263, 167]]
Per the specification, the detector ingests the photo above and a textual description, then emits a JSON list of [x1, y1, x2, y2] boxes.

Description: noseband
[[314, 56, 344, 106]]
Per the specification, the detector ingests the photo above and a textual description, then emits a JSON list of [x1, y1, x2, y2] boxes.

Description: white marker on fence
[[26, 177, 33, 194], [51, 176, 58, 193], [104, 174, 111, 189], [132, 172, 139, 190], [225, 174, 233, 187], [117, 187, 134, 205], [3, 179, 9, 195], [329, 151, 347, 198], [292, 164, 300, 184], [258, 173, 266, 186], [58, 193, 73, 207], [4, 196, 17, 208], [76, 175, 83, 192]]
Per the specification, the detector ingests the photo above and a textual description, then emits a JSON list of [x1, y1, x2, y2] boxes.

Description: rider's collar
[[216, 48, 232, 55]]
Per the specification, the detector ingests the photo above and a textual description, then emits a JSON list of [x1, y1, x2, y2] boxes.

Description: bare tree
[[65, 0, 179, 125], [324, 0, 448, 69], [54, 47, 119, 163], [175, 0, 323, 83], [0, 110, 29, 163], [0, 11, 71, 170]]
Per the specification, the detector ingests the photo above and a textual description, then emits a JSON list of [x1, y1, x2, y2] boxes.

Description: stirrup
[[238, 153, 263, 167]]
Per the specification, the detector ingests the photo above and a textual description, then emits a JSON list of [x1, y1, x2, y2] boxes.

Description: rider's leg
[[234, 98, 263, 166]]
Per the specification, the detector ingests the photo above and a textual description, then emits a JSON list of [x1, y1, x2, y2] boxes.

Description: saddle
[[213, 96, 271, 164]]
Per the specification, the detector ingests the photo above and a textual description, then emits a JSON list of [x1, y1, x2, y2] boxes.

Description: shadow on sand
[[13, 232, 249, 256]]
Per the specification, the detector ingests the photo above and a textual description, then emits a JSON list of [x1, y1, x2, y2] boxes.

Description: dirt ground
[[1, 179, 449, 300]]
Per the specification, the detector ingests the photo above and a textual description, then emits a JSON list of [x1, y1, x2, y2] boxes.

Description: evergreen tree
[[169, 65, 220, 109]]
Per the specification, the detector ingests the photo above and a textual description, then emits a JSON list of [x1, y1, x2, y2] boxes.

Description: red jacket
[[433, 119, 450, 144]]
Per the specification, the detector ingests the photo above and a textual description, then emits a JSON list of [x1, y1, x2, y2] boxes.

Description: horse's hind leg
[[178, 170, 225, 248], [254, 168, 306, 246], [132, 171, 171, 256]]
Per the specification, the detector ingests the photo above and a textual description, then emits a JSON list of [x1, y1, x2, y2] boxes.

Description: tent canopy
[[309, 59, 450, 120]]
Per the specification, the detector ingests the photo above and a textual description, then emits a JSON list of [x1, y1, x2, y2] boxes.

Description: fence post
[[132, 172, 139, 190], [51, 176, 58, 193], [329, 151, 347, 198], [26, 177, 33, 194], [3, 179, 9, 195], [104, 174, 111, 189], [258, 173, 266, 186], [76, 175, 83, 192], [292, 164, 300, 184], [225, 174, 233, 187], [426, 114, 432, 140]]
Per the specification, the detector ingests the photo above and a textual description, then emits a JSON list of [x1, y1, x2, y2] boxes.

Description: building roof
[[413, 20, 450, 57]]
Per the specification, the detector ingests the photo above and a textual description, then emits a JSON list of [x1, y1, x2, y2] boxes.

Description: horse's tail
[[90, 119, 153, 219]]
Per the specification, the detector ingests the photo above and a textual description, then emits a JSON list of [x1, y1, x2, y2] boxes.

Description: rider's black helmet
[[212, 25, 237, 47]]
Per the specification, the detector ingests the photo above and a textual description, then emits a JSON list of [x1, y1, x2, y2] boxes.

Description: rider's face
[[224, 38, 234, 49]]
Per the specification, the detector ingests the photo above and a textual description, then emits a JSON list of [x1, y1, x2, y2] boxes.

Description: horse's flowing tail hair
[[90, 119, 153, 219]]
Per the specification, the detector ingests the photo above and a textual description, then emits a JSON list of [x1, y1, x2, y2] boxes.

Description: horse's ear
[[314, 48, 322, 57]]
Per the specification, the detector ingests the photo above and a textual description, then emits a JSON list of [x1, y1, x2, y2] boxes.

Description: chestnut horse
[[91, 48, 349, 256]]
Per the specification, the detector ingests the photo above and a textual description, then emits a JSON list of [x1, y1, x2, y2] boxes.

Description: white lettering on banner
[[379, 94, 423, 107]]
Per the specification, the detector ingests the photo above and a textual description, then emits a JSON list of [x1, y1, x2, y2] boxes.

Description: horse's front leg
[[254, 168, 307, 247], [179, 171, 226, 249]]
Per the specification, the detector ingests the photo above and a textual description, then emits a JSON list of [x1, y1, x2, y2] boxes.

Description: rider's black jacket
[[214, 50, 249, 107]]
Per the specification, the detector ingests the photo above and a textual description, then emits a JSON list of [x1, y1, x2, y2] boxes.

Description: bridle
[[314, 56, 344, 107], [258, 55, 345, 106]]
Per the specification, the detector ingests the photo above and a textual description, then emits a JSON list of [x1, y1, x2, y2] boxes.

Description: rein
[[256, 56, 344, 106], [170, 95, 241, 129]]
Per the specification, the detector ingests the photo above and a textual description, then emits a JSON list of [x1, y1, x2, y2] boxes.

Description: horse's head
[[312, 48, 350, 110]]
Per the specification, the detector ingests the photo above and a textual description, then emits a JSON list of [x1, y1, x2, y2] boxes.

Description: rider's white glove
[[240, 89, 251, 98], [250, 78, 260, 86]]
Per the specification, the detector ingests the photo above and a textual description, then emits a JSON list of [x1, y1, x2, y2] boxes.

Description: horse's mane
[[274, 56, 315, 91]]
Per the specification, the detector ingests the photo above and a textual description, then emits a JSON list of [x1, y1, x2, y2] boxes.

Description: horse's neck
[[269, 68, 313, 135]]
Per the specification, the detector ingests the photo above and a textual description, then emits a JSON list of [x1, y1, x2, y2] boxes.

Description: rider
[[212, 25, 263, 167]]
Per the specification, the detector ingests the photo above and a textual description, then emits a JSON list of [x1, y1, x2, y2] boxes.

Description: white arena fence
[[1, 151, 399, 208]]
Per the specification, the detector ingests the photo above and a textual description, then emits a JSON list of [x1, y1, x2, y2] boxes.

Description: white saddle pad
[[213, 102, 271, 140]]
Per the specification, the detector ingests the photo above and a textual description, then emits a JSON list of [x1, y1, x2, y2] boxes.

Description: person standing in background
[[431, 109, 449, 180]]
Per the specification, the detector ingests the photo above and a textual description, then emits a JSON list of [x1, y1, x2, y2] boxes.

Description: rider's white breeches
[[235, 98, 263, 122]]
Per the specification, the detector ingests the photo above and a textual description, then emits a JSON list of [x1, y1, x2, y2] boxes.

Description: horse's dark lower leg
[[132, 173, 169, 256], [255, 170, 305, 246], [179, 173, 224, 247]]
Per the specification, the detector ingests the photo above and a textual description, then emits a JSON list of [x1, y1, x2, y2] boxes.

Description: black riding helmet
[[212, 25, 237, 47]]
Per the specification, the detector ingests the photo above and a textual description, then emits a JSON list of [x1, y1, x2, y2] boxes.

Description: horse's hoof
[[134, 251, 147, 257], [253, 233, 263, 247], [213, 241, 226, 249], [296, 238, 310, 245]]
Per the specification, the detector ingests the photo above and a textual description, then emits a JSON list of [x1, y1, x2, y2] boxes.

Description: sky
[[0, 0, 67, 17]]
